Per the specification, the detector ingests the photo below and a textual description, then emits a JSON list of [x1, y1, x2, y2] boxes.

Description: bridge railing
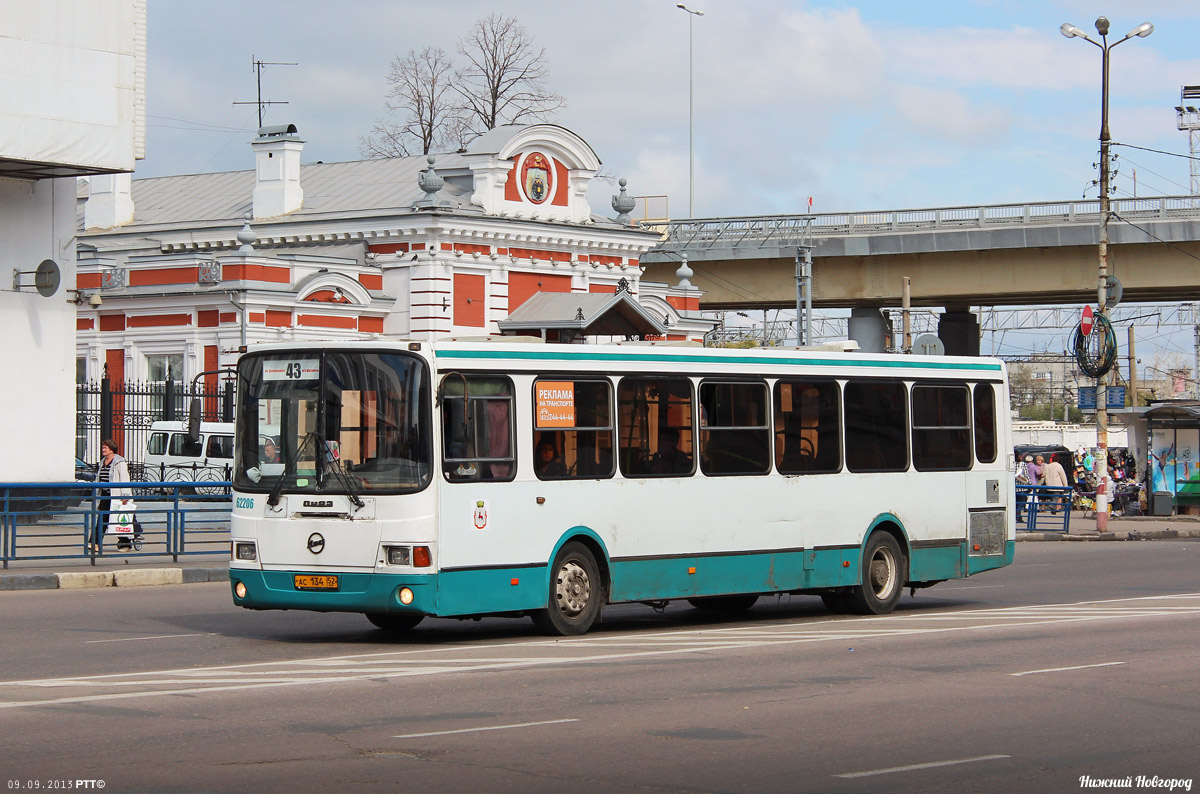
[[646, 195, 1200, 252]]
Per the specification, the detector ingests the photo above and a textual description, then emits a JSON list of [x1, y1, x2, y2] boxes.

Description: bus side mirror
[[187, 399, 202, 443]]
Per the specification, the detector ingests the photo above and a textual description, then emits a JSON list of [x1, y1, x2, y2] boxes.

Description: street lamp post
[[1061, 16, 1153, 531], [677, 3, 703, 217]]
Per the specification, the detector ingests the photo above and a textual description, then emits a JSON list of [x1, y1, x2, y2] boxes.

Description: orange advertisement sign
[[536, 381, 575, 427]]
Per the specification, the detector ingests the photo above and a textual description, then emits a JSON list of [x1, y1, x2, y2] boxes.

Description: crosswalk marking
[[1, 592, 1198, 710]]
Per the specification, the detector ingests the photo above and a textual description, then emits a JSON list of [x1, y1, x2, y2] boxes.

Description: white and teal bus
[[228, 338, 1013, 636]]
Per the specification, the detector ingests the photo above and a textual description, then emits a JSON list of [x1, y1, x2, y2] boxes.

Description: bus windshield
[[234, 351, 432, 495]]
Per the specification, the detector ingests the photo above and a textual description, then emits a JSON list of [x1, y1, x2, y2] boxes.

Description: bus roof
[[239, 338, 1006, 378]]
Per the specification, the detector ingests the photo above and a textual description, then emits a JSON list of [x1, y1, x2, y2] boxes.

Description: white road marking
[[393, 718, 579, 739], [835, 754, 1012, 778], [1, 593, 1197, 710], [1009, 661, 1127, 677], [86, 633, 219, 644]]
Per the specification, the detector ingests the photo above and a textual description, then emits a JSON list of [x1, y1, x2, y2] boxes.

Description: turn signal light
[[413, 546, 432, 567]]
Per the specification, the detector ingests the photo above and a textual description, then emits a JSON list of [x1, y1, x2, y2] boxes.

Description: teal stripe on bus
[[437, 349, 1004, 372]]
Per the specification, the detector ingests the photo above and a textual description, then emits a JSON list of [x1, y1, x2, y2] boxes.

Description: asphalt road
[[1, 542, 1198, 794]]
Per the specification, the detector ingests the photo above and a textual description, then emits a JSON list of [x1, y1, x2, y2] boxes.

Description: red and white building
[[75, 123, 711, 390]]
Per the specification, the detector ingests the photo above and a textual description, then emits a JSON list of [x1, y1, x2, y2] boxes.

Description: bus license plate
[[294, 574, 339, 590]]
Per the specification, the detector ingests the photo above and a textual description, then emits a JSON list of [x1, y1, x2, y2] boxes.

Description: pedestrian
[[1030, 455, 1045, 486], [1015, 454, 1034, 522], [1042, 454, 1069, 513], [93, 439, 132, 552]]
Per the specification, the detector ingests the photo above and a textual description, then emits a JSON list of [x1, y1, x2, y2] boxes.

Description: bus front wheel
[[532, 541, 604, 636], [366, 613, 424, 633], [845, 533, 905, 615]]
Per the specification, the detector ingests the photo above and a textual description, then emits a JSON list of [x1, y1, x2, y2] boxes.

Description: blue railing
[[1015, 485, 1074, 533], [0, 482, 230, 567]]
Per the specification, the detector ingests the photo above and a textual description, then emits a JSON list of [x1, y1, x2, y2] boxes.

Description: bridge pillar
[[848, 308, 891, 353], [938, 309, 980, 357]]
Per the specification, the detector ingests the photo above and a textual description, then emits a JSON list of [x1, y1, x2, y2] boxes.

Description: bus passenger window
[[441, 375, 515, 482], [617, 377, 694, 478], [774, 379, 841, 474], [973, 383, 998, 463], [699, 381, 770, 476], [912, 384, 971, 471], [844, 381, 908, 472], [533, 379, 613, 480]]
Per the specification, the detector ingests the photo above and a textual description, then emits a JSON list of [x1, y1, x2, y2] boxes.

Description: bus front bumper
[[230, 568, 436, 615]]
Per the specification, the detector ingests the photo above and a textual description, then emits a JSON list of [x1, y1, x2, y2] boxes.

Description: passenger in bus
[[535, 438, 567, 478], [261, 438, 280, 464], [651, 429, 691, 474]]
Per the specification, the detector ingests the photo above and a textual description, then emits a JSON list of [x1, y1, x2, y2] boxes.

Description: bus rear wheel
[[532, 542, 603, 636], [366, 613, 424, 633], [845, 532, 905, 615], [687, 595, 759, 611]]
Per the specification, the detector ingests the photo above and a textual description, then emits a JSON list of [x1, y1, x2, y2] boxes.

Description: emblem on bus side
[[307, 533, 325, 554], [473, 500, 489, 530]]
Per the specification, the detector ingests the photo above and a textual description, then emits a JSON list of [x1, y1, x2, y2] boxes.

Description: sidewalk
[[1018, 513, 1200, 542], [4, 514, 1198, 593]]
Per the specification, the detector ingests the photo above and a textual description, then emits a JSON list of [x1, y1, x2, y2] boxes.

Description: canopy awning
[[498, 290, 667, 342]]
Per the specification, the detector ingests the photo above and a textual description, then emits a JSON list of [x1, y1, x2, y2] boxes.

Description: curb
[[0, 566, 228, 592], [1018, 528, 1200, 542]]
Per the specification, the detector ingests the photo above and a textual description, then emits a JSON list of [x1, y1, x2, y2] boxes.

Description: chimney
[[251, 124, 304, 220], [84, 173, 135, 230]]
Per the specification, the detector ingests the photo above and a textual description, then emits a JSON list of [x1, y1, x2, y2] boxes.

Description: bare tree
[[360, 47, 459, 158], [453, 14, 566, 137]]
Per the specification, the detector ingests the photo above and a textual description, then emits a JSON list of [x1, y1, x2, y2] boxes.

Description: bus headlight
[[234, 581, 247, 599], [235, 542, 257, 561], [398, 587, 415, 605], [385, 546, 411, 566]]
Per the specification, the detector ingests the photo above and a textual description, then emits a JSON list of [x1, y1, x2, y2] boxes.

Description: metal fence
[[0, 481, 230, 567], [1015, 485, 1074, 533], [76, 373, 235, 465]]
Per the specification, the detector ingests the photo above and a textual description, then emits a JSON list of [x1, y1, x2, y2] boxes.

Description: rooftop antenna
[[1175, 85, 1200, 194], [233, 55, 297, 128]]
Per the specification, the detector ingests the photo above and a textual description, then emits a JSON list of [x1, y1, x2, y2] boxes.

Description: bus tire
[[687, 595, 759, 611], [532, 541, 603, 636], [845, 532, 905, 615], [366, 613, 424, 632]]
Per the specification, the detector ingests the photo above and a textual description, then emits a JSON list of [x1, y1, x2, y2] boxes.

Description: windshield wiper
[[266, 431, 316, 507], [322, 441, 365, 510]]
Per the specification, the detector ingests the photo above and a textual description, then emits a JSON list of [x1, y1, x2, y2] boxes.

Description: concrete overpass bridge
[[639, 195, 1200, 354], [640, 195, 1200, 309]]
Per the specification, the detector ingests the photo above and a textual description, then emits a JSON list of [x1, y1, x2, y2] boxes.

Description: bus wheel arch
[[846, 522, 909, 615]]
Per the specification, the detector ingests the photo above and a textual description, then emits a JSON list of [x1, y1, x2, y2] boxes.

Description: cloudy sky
[[140, 0, 1200, 365]]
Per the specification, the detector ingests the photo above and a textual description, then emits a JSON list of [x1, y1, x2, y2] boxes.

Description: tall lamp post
[[677, 3, 703, 217], [1061, 16, 1153, 530]]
